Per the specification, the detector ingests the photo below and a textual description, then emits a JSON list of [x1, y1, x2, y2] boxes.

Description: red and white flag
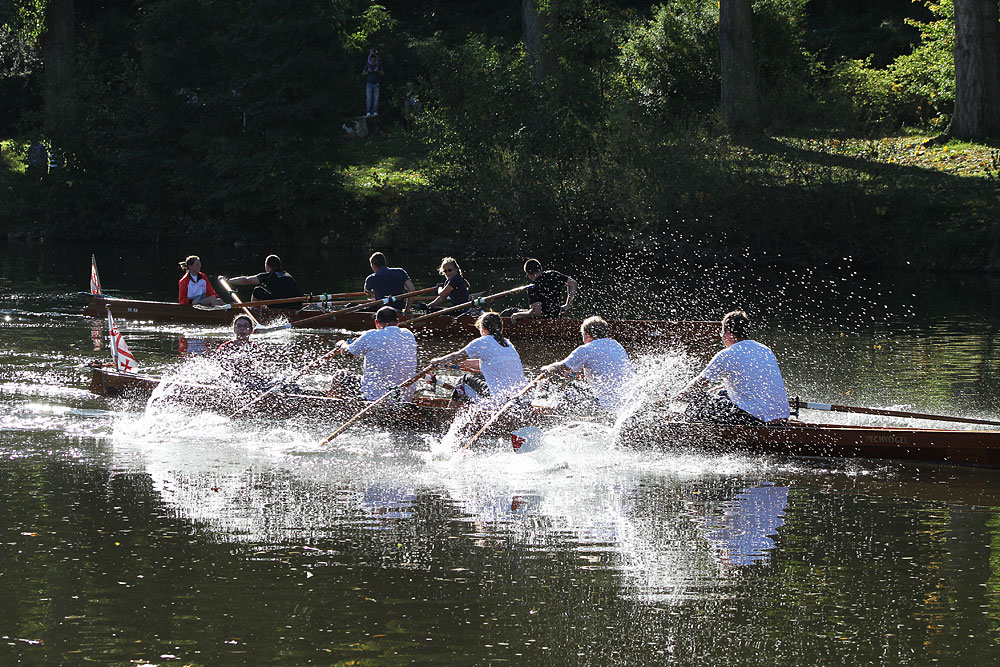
[[107, 309, 138, 374], [90, 254, 103, 295]]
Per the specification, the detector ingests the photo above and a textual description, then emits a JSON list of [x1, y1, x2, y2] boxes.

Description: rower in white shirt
[[430, 311, 527, 405], [541, 315, 636, 414], [673, 309, 790, 425], [329, 306, 418, 401]]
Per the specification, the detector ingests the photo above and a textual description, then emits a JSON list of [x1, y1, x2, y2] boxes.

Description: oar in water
[[404, 284, 533, 329], [318, 364, 436, 446], [216, 276, 291, 333], [292, 286, 438, 329], [222, 346, 345, 422], [460, 371, 550, 452], [791, 398, 1000, 428]]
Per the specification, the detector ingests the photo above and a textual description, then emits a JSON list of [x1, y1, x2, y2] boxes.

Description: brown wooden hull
[[82, 294, 718, 345], [620, 420, 1000, 468]]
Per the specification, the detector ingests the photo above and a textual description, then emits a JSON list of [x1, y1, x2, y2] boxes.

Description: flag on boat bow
[[106, 309, 137, 374], [90, 254, 103, 295]]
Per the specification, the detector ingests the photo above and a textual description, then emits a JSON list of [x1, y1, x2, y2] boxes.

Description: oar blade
[[511, 426, 544, 453]]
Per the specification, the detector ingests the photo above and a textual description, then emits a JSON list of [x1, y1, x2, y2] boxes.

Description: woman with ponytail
[[178, 255, 224, 306], [430, 312, 527, 404]]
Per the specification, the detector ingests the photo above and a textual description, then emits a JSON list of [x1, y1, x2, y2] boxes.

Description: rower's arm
[[541, 359, 571, 376], [430, 349, 467, 368], [427, 282, 453, 307], [561, 276, 578, 313], [511, 302, 543, 322], [673, 374, 711, 402], [403, 279, 416, 313], [227, 275, 261, 286]]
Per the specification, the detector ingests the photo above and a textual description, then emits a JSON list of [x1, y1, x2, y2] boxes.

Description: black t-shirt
[[525, 270, 568, 318], [255, 270, 303, 299]]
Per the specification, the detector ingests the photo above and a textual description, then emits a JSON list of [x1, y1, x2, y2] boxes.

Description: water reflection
[[699, 483, 788, 566]]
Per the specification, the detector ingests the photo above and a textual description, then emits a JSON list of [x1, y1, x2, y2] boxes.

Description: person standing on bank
[[226, 254, 304, 308], [506, 258, 578, 322], [328, 306, 418, 401], [422, 257, 471, 313], [364, 252, 416, 314], [362, 49, 383, 117], [177, 255, 225, 307], [673, 310, 790, 425]]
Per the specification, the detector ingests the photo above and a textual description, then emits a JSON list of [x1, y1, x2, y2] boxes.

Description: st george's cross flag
[[90, 254, 103, 295], [106, 309, 137, 374]]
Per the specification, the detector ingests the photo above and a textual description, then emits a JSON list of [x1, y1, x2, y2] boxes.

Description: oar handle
[[405, 284, 532, 327], [293, 287, 437, 328]]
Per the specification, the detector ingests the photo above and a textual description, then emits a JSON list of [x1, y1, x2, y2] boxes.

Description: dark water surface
[[1, 241, 999, 665]]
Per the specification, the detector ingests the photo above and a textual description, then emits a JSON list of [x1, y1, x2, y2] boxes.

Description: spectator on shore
[[362, 49, 384, 117]]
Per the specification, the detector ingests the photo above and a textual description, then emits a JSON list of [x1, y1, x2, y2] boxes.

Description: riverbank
[[3, 129, 999, 271]]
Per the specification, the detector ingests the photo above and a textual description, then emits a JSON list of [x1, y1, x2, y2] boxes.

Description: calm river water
[[1, 241, 999, 665]]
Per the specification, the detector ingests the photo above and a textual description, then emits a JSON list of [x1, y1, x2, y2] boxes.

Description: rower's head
[[369, 252, 387, 271], [523, 258, 542, 280], [438, 257, 461, 278], [580, 315, 610, 344], [264, 254, 282, 272], [374, 305, 398, 329], [179, 255, 202, 275], [476, 311, 508, 347], [232, 314, 255, 340], [721, 310, 751, 347]]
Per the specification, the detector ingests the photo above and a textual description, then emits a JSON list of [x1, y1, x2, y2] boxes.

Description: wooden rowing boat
[[81, 294, 718, 346], [619, 417, 1000, 468], [90, 367, 1000, 467]]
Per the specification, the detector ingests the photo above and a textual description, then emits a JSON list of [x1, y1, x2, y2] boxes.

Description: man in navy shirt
[[364, 252, 416, 313]]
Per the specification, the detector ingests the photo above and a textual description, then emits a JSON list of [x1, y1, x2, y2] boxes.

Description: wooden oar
[[319, 363, 436, 445], [460, 371, 550, 451], [217, 276, 291, 333], [232, 291, 369, 309], [292, 286, 438, 328], [223, 346, 344, 421], [404, 284, 533, 329], [792, 398, 1000, 428]]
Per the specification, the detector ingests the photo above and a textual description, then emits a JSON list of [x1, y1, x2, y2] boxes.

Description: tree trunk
[[719, 0, 761, 134], [522, 0, 550, 86], [947, 0, 1000, 140], [42, 0, 76, 134]]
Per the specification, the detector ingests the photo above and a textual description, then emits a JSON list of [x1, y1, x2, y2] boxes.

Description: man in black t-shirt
[[227, 255, 304, 309], [509, 258, 578, 321]]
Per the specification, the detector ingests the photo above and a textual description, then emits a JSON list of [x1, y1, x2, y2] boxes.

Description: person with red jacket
[[178, 255, 224, 306]]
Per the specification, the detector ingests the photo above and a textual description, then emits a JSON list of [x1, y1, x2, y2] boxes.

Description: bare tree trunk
[[42, 0, 76, 134], [947, 0, 1000, 140], [522, 0, 550, 86], [719, 0, 761, 134]]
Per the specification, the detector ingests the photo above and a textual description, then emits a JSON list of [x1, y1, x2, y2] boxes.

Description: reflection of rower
[[703, 483, 789, 566], [214, 314, 268, 391]]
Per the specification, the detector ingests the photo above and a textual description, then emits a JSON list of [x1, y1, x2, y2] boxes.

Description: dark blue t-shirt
[[444, 274, 470, 307], [365, 267, 411, 305], [525, 270, 568, 318]]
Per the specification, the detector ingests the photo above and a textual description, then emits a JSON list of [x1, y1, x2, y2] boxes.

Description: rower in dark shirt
[[363, 252, 416, 313], [422, 257, 471, 313], [508, 258, 578, 321], [227, 255, 304, 309]]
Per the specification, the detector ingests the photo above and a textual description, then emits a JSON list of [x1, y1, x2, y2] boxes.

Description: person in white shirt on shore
[[329, 306, 418, 401], [673, 310, 790, 425], [542, 315, 636, 414], [430, 311, 527, 405]]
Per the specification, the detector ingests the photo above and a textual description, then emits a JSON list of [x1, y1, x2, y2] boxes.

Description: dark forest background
[[2, 0, 999, 270]]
